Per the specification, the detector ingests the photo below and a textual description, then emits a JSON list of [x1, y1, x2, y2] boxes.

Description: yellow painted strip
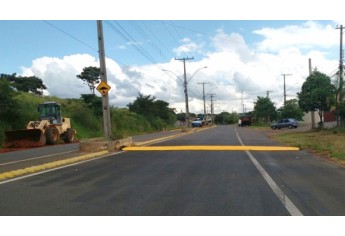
[[123, 145, 299, 151], [0, 150, 109, 181], [134, 135, 179, 146]]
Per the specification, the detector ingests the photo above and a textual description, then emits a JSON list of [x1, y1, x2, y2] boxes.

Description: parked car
[[191, 120, 203, 127], [271, 118, 299, 129]]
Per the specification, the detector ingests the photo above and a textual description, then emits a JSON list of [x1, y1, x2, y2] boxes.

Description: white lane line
[[0, 151, 124, 185], [0, 150, 79, 166], [235, 128, 303, 216]]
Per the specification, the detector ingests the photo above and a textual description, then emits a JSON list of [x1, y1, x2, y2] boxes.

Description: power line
[[129, 21, 170, 60], [43, 20, 98, 52], [161, 21, 180, 46], [106, 21, 159, 65], [157, 21, 204, 35], [43, 20, 128, 67], [140, 21, 175, 59]]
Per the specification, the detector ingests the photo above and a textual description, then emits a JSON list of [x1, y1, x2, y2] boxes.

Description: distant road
[[1, 125, 345, 215]]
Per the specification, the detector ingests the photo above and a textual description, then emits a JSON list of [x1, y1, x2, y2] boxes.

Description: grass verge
[[267, 128, 345, 166]]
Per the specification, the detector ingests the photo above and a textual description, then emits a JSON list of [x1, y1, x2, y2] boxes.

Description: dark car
[[191, 120, 203, 127], [271, 118, 299, 129]]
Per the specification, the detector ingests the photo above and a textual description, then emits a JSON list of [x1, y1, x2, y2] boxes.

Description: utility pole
[[281, 73, 292, 106], [309, 58, 315, 129], [175, 57, 194, 127], [241, 91, 244, 114], [266, 90, 273, 98], [208, 93, 215, 125], [336, 25, 344, 127], [97, 20, 111, 139], [198, 82, 208, 122]]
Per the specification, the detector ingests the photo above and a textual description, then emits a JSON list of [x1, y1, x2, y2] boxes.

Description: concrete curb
[[0, 150, 109, 181], [80, 137, 133, 152]]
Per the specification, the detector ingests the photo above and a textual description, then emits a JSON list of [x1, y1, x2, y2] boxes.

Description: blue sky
[[1, 20, 320, 74], [1, 20, 343, 114], [1, 1, 344, 114], [1, 20, 341, 72]]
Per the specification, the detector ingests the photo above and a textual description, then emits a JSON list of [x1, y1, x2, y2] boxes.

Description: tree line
[[2, 66, 345, 148], [0, 68, 177, 146], [252, 69, 345, 127]]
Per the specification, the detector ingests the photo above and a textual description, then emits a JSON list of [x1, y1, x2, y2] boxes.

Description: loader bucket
[[4, 129, 46, 148]]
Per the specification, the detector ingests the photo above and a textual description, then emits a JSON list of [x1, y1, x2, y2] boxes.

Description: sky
[[1, 1, 345, 116]]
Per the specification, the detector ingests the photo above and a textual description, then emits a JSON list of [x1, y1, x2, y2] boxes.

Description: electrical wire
[[43, 20, 128, 67], [43, 20, 98, 52]]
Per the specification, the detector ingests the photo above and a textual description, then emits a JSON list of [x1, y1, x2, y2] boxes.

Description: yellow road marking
[[0, 150, 109, 181], [123, 145, 299, 151]]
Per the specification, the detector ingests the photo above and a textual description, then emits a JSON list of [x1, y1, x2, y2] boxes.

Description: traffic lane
[[236, 126, 345, 215], [154, 125, 241, 146], [0, 150, 289, 216], [0, 143, 80, 173], [235, 126, 282, 146], [0, 143, 79, 164], [250, 150, 345, 215], [131, 129, 182, 143]]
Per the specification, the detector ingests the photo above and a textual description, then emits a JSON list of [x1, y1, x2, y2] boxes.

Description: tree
[[277, 99, 304, 121], [215, 111, 239, 124], [127, 93, 176, 127], [80, 94, 102, 117], [253, 96, 277, 124], [1, 73, 47, 95], [0, 78, 19, 123], [76, 66, 101, 94], [127, 93, 155, 118], [298, 69, 336, 124], [0, 79, 21, 145]]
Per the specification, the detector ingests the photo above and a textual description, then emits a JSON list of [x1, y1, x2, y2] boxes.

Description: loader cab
[[38, 102, 62, 124]]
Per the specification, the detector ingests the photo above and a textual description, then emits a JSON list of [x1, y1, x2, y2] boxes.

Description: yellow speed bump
[[123, 145, 299, 151]]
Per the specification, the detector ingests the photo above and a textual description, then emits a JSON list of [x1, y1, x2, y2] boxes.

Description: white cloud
[[21, 54, 99, 97], [253, 21, 338, 52], [19, 22, 340, 115], [173, 37, 204, 56]]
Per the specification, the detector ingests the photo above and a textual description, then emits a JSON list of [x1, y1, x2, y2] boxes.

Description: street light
[[162, 66, 207, 127], [162, 69, 183, 84], [188, 66, 208, 82]]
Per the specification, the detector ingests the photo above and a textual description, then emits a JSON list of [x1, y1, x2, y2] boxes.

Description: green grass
[[270, 129, 345, 165]]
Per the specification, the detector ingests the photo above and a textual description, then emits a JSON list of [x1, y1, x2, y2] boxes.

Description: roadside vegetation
[[250, 124, 345, 166], [2, 65, 345, 167], [0, 71, 177, 147], [275, 129, 345, 161]]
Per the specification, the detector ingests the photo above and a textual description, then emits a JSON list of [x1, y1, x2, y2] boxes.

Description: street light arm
[[162, 69, 183, 83], [188, 66, 207, 82]]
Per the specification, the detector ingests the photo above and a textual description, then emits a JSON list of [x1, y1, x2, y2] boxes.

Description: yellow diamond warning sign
[[96, 81, 111, 96]]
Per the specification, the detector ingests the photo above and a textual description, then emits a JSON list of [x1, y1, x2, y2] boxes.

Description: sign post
[[97, 20, 111, 139]]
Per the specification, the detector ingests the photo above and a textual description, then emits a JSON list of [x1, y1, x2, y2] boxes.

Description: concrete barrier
[[79, 137, 133, 152]]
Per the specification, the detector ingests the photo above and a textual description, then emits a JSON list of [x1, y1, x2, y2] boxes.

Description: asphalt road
[[0, 143, 80, 173], [1, 125, 345, 216]]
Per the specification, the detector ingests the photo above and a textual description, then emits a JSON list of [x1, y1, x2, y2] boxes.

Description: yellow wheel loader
[[4, 102, 76, 148]]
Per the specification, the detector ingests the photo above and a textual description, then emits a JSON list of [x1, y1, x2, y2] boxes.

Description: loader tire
[[46, 126, 60, 145], [64, 128, 75, 143]]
